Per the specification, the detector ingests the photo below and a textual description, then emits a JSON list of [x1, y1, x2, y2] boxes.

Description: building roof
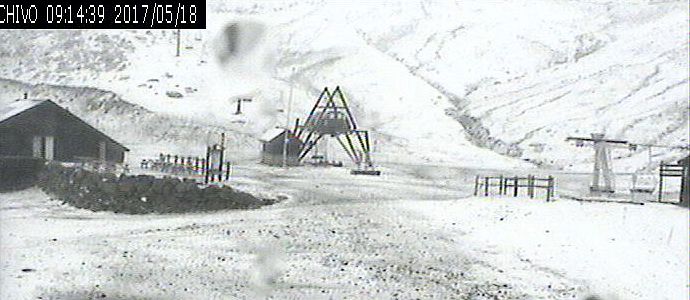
[[259, 128, 290, 142], [679, 155, 690, 165], [0, 99, 48, 123], [0, 99, 129, 151]]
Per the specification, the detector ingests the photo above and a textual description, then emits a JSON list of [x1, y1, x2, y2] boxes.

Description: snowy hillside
[[348, 0, 689, 171], [0, 0, 687, 170], [0, 79, 260, 162]]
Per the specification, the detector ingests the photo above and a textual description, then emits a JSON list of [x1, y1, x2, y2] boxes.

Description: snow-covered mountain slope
[[0, 0, 687, 171], [346, 0, 689, 171], [0, 79, 260, 162]]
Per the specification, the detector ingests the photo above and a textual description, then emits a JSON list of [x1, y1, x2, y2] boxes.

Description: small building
[[0, 99, 129, 163], [679, 155, 689, 204], [259, 128, 302, 166]]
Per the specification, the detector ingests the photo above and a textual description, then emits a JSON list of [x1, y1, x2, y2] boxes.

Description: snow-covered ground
[[1, 165, 688, 299], [1, 1, 688, 299]]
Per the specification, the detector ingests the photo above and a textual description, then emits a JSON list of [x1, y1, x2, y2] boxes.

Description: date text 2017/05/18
[[113, 4, 198, 26]]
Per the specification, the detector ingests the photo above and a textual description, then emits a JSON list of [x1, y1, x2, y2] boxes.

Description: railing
[[73, 156, 129, 175], [658, 162, 685, 203], [473, 174, 555, 201], [141, 154, 204, 175], [141, 153, 232, 183]]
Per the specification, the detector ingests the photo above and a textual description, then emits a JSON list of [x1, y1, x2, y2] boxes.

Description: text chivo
[[0, 5, 39, 24]]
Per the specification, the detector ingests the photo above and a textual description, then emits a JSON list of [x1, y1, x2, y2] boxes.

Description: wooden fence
[[658, 162, 684, 203], [473, 174, 555, 201], [141, 153, 232, 183]]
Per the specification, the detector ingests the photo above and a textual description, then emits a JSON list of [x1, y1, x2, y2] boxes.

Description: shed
[[260, 128, 302, 166], [0, 99, 129, 163]]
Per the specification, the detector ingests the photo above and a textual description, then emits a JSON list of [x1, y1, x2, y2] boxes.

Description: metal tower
[[296, 86, 380, 175], [566, 133, 627, 194]]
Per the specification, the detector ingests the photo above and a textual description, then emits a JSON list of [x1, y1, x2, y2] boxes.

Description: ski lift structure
[[567, 133, 689, 197], [630, 172, 656, 193], [566, 133, 624, 194], [295, 86, 380, 176], [307, 138, 344, 167]]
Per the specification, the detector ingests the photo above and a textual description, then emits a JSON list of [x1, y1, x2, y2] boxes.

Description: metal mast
[[566, 133, 628, 194]]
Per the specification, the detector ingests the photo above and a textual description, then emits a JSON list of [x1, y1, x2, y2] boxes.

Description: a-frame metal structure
[[566, 133, 627, 194], [295, 86, 380, 175]]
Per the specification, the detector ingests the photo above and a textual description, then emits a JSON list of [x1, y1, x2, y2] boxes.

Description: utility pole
[[176, 29, 181, 57], [647, 147, 652, 167], [219, 132, 226, 182], [282, 68, 295, 168]]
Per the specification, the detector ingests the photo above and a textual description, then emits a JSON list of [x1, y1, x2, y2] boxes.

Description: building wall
[[0, 102, 126, 163], [261, 132, 302, 166], [0, 128, 30, 157], [0, 156, 45, 191], [261, 153, 301, 166]]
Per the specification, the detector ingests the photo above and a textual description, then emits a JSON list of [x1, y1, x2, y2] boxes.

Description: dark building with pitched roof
[[259, 128, 303, 166], [0, 99, 128, 163]]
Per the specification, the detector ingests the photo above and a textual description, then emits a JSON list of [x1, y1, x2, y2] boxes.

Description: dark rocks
[[37, 164, 275, 214], [166, 91, 184, 98]]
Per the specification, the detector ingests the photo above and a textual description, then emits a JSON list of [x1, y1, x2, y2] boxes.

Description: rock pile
[[37, 164, 275, 214]]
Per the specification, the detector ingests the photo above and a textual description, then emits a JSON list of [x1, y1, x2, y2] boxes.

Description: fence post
[[498, 175, 504, 195], [658, 162, 663, 202], [503, 177, 508, 195], [204, 147, 210, 184], [225, 161, 231, 181], [547, 176, 554, 201], [218, 147, 225, 182], [473, 175, 479, 196], [528, 175, 535, 198], [513, 176, 519, 197], [484, 176, 489, 197]]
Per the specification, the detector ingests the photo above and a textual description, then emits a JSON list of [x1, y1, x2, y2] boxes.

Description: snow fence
[[37, 164, 276, 214]]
